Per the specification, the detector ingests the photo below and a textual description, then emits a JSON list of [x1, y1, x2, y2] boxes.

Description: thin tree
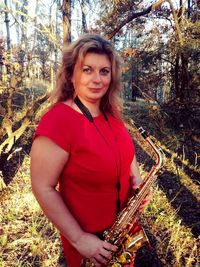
[[4, 0, 11, 51], [80, 0, 88, 33], [62, 0, 72, 43]]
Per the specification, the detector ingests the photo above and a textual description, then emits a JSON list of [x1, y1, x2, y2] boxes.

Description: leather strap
[[74, 96, 94, 122]]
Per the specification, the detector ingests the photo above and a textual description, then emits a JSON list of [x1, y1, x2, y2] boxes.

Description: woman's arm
[[130, 155, 152, 210], [130, 155, 143, 189], [30, 136, 117, 266]]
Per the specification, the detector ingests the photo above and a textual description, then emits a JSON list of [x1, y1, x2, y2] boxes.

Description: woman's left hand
[[131, 183, 152, 213], [139, 192, 152, 213]]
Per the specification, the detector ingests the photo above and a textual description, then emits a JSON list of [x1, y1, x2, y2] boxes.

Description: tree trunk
[[54, 2, 59, 71], [32, 0, 39, 55], [174, 54, 180, 99], [131, 66, 138, 101], [20, 0, 29, 81], [62, 0, 71, 44], [15, 1, 21, 44], [81, 0, 87, 33], [178, 1, 189, 103], [4, 0, 11, 51], [4, 0, 11, 75], [180, 53, 189, 102], [187, 0, 191, 18]]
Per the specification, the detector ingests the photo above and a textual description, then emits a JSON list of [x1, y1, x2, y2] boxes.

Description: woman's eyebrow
[[83, 64, 111, 69]]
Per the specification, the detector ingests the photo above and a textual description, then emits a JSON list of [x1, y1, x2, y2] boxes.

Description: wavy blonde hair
[[51, 34, 123, 118]]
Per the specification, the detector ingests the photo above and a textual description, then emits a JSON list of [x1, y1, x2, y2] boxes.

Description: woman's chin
[[88, 90, 107, 100]]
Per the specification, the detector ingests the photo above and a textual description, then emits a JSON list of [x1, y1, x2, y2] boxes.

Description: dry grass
[[142, 188, 199, 267], [0, 157, 66, 267]]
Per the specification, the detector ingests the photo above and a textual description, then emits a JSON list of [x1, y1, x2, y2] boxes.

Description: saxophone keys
[[117, 251, 132, 263], [80, 258, 95, 267], [126, 228, 149, 253]]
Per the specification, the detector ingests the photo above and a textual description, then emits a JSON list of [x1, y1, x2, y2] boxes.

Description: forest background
[[0, 0, 199, 266]]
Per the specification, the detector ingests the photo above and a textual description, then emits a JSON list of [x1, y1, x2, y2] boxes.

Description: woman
[[30, 34, 144, 267]]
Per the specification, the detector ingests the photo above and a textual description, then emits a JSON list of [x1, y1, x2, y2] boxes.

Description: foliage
[[95, 0, 200, 114]]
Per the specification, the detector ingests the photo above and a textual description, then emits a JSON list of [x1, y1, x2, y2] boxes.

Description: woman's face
[[71, 52, 112, 104]]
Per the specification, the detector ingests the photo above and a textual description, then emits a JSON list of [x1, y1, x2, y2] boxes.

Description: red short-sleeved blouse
[[35, 102, 135, 266]]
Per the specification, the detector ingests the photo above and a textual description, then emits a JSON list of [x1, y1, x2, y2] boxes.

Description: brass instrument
[[81, 126, 163, 267]]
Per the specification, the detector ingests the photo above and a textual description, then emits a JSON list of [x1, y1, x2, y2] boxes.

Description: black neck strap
[[74, 96, 94, 122], [74, 96, 108, 122]]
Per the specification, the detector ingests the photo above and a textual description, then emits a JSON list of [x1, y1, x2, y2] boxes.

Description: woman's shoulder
[[36, 103, 72, 132], [107, 113, 125, 126], [42, 101, 75, 120], [35, 102, 74, 151]]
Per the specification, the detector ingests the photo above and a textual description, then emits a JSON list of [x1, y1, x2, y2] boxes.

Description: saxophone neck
[[138, 127, 163, 170]]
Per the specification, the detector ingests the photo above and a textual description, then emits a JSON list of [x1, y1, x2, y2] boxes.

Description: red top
[[35, 102, 135, 264]]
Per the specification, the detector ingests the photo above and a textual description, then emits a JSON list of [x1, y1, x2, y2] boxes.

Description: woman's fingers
[[73, 232, 118, 265], [90, 257, 101, 267], [99, 249, 111, 260], [103, 240, 118, 252], [90, 255, 107, 267], [139, 192, 153, 212], [95, 254, 108, 265], [90, 244, 117, 266]]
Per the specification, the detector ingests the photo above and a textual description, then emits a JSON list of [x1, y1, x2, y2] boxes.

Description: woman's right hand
[[72, 232, 118, 266]]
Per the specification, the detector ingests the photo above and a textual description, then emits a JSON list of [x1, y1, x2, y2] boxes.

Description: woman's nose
[[92, 72, 101, 83]]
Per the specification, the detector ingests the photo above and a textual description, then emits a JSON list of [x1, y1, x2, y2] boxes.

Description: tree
[[97, 1, 199, 106], [3, 0, 11, 76], [62, 0, 72, 43], [3, 0, 11, 51], [80, 0, 88, 33]]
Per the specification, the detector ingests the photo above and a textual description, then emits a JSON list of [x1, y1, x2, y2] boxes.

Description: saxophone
[[81, 126, 163, 267]]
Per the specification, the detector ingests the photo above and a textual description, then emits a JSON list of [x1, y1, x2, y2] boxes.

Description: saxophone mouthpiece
[[138, 127, 148, 139]]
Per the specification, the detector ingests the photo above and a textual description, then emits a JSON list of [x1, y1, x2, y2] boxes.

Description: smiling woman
[[52, 34, 123, 118], [30, 34, 144, 267], [70, 53, 111, 113]]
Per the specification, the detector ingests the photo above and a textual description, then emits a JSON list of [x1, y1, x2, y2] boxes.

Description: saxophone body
[[81, 127, 163, 267], [104, 224, 149, 266]]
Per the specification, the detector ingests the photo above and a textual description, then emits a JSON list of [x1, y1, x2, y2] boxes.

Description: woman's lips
[[89, 87, 102, 92]]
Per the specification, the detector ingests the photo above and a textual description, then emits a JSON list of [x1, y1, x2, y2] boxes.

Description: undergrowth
[[0, 157, 66, 267]]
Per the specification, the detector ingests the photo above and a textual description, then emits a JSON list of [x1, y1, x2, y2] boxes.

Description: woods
[[0, 0, 199, 266]]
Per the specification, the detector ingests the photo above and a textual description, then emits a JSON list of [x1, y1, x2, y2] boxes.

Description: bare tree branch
[[108, 0, 183, 45], [108, 6, 152, 39]]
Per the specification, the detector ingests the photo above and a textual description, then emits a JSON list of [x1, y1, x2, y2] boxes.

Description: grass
[[0, 157, 66, 267], [0, 101, 199, 267], [143, 188, 199, 266]]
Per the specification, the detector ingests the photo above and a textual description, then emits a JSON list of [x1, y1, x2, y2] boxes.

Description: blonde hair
[[51, 34, 123, 118]]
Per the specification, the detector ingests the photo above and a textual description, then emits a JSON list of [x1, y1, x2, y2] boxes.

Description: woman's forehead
[[77, 52, 111, 67]]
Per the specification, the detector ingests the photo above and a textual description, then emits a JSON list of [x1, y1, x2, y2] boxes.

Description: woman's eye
[[83, 67, 91, 73], [100, 69, 110, 75]]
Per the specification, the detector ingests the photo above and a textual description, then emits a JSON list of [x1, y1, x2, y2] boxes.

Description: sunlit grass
[[143, 188, 199, 267], [0, 156, 65, 267]]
